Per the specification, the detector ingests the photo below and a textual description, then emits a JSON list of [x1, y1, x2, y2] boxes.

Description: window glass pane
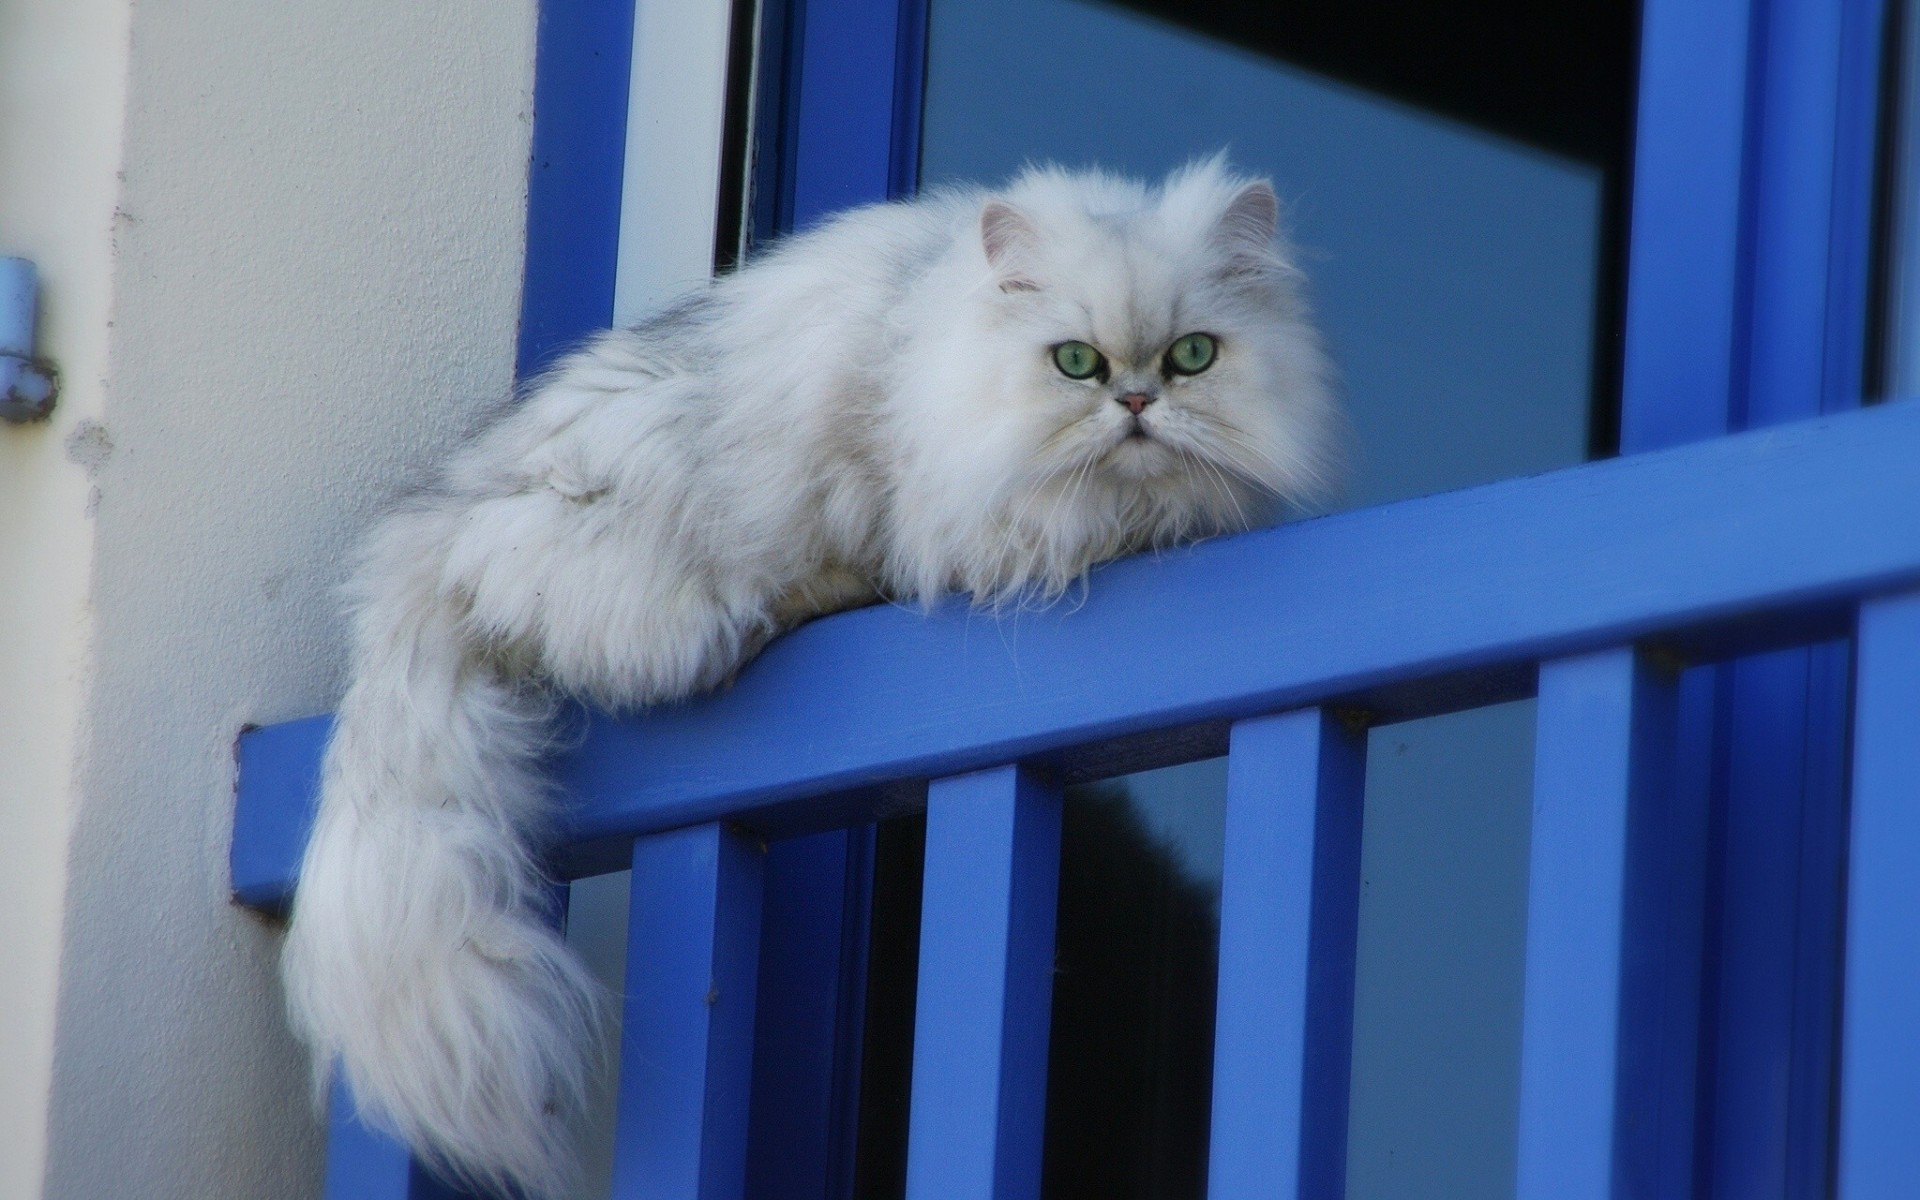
[[1047, 761, 1228, 1197], [1349, 701, 1537, 1197], [565, 869, 630, 1198]]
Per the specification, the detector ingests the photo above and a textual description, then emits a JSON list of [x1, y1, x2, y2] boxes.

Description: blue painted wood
[[230, 713, 328, 911], [1516, 648, 1700, 1199], [1814, 0, 1887, 414], [1618, 0, 1751, 453], [541, 408, 1916, 838], [744, 0, 800, 250], [1617, 4, 1884, 1193], [1780, 639, 1854, 1196], [229, 401, 1920, 909], [1655, 2, 1880, 1190], [323, 1081, 472, 1199], [1885, 0, 1920, 397], [1701, 647, 1846, 1196], [613, 823, 767, 1199], [322, 1080, 414, 1199], [783, 0, 926, 230], [888, 0, 928, 198], [532, 408, 1917, 836], [904, 766, 1062, 1200], [516, 0, 636, 378], [1835, 588, 1920, 1197], [1206, 709, 1365, 1200], [1611, 12, 1751, 1189], [1627, 645, 1707, 1200], [1743, 0, 1856, 428], [743, 828, 872, 1200]]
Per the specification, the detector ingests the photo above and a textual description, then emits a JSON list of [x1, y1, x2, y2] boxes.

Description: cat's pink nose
[[1118, 392, 1156, 415]]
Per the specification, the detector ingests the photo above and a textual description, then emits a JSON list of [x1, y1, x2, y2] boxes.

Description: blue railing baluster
[[1835, 588, 1920, 1196], [903, 765, 1063, 1200], [743, 828, 872, 1200], [1516, 648, 1703, 1199], [1206, 708, 1365, 1200], [321, 1082, 474, 1199], [612, 823, 766, 1199]]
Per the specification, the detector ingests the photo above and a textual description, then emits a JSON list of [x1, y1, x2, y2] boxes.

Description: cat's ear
[[980, 200, 1042, 293], [1218, 181, 1278, 250], [1212, 181, 1282, 278]]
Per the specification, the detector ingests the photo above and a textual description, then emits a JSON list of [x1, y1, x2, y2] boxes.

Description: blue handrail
[[233, 399, 1920, 911]]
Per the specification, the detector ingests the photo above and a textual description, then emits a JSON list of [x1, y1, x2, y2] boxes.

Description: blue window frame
[[229, 1, 1920, 1197], [1618, 2, 1881, 1194]]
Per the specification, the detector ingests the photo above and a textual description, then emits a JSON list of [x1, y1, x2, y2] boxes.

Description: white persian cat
[[282, 157, 1334, 1198]]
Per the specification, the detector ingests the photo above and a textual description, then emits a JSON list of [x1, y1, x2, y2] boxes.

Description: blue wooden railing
[[237, 401, 1920, 896], [229, 0, 1920, 1194], [233, 398, 1920, 1197]]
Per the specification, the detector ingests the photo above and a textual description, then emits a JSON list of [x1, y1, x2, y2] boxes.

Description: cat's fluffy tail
[[281, 508, 601, 1200]]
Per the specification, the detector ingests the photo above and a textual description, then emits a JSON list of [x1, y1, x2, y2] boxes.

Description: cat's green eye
[[1053, 341, 1105, 380], [1167, 332, 1217, 375]]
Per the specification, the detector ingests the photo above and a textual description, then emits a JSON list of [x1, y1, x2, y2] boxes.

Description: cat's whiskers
[[988, 479, 1054, 597], [1180, 409, 1297, 485], [1209, 441, 1295, 499], [1180, 446, 1253, 534], [1034, 408, 1119, 469], [987, 439, 1095, 596], [1178, 429, 1266, 487], [1051, 453, 1102, 565], [1161, 411, 1287, 497], [1025, 451, 1102, 606], [1178, 450, 1228, 528]]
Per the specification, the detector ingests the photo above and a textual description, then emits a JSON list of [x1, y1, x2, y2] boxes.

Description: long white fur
[[281, 158, 1336, 1198]]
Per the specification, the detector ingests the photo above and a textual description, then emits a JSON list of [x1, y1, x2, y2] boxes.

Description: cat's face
[[885, 160, 1334, 599], [976, 161, 1334, 518]]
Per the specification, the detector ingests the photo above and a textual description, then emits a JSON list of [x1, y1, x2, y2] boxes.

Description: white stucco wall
[[0, 3, 131, 1194], [1, 0, 538, 1194]]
